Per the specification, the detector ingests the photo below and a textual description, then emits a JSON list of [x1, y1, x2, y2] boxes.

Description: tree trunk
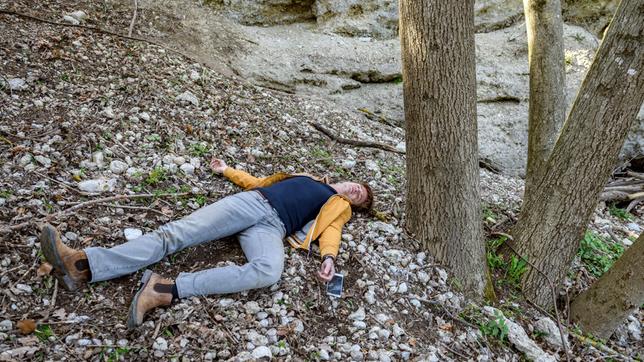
[[400, 1, 486, 296], [570, 233, 644, 340], [523, 0, 566, 191], [513, 0, 644, 307]]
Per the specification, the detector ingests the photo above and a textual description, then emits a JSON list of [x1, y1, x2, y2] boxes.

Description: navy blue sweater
[[256, 176, 336, 235]]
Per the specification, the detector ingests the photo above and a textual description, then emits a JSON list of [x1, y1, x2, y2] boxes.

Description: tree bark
[[570, 233, 643, 340], [400, 1, 486, 296], [523, 0, 566, 191], [513, 0, 644, 307]]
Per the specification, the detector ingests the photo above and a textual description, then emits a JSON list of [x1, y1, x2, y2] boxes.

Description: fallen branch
[[491, 232, 571, 362], [96, 202, 168, 217], [127, 0, 138, 37], [310, 122, 404, 154], [0, 192, 189, 233]]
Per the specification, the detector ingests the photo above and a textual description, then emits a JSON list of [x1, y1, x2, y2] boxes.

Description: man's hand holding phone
[[317, 256, 335, 283]]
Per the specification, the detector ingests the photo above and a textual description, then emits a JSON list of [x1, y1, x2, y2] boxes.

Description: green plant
[[572, 33, 584, 42], [192, 195, 207, 207], [482, 207, 498, 222], [486, 236, 507, 269], [145, 167, 167, 186], [565, 52, 574, 66], [277, 340, 287, 349], [146, 134, 162, 143], [392, 75, 403, 84], [578, 231, 624, 277], [608, 204, 633, 221], [35, 324, 54, 342], [107, 347, 130, 362], [479, 311, 509, 342], [190, 143, 210, 157], [506, 255, 527, 286]]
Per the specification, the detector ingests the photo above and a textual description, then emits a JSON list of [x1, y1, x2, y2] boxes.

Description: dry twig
[[492, 232, 571, 362], [127, 0, 138, 37], [0, 192, 189, 233], [310, 122, 404, 154]]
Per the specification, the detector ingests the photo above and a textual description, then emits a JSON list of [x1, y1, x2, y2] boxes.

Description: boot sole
[[40, 225, 79, 292], [126, 269, 154, 330]]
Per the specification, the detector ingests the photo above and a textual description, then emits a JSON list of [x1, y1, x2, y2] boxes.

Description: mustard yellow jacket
[[223, 167, 352, 259]]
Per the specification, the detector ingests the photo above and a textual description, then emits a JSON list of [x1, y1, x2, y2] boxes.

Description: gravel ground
[[0, 2, 641, 361]]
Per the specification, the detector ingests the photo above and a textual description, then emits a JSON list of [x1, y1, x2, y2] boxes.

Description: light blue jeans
[[84, 191, 286, 298]]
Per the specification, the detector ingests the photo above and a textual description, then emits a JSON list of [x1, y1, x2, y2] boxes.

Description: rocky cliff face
[[170, 0, 639, 175]]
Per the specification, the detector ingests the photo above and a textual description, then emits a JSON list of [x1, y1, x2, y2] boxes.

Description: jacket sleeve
[[318, 210, 351, 259], [222, 167, 265, 190]]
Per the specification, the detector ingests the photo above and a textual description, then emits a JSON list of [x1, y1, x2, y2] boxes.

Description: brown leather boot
[[127, 270, 174, 329], [40, 224, 90, 291]]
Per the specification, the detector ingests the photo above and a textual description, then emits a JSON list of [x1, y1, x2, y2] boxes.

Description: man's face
[[337, 182, 368, 206]]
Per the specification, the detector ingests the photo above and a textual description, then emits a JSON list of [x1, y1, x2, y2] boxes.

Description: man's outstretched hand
[[317, 257, 335, 283], [210, 157, 228, 174]]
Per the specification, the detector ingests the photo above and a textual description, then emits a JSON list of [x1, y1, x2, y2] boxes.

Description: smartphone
[[326, 273, 344, 298]]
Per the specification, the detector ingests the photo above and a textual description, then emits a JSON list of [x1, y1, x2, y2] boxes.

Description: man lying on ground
[[40, 157, 374, 328]]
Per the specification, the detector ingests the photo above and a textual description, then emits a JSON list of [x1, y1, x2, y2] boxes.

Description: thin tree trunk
[[400, 1, 486, 296], [570, 233, 644, 340], [513, 0, 644, 307], [523, 0, 566, 190]]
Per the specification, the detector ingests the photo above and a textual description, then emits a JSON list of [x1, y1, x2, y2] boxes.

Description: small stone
[[190, 70, 201, 81], [256, 312, 268, 320], [65, 333, 80, 344], [378, 329, 391, 340], [77, 339, 91, 346], [33, 99, 44, 108], [342, 160, 356, 169], [534, 317, 568, 350], [365, 290, 376, 305], [15, 284, 32, 294], [176, 91, 199, 106], [180, 163, 195, 175], [101, 107, 115, 119], [18, 154, 32, 167], [349, 307, 366, 321], [68, 10, 87, 21], [318, 349, 330, 360], [124, 228, 143, 241], [365, 160, 380, 172], [62, 14, 80, 25], [219, 298, 235, 307], [622, 238, 633, 246], [245, 301, 261, 315], [8, 78, 27, 91], [247, 330, 268, 346], [392, 324, 405, 338], [626, 223, 641, 232], [0, 320, 12, 332], [153, 337, 168, 351], [78, 178, 116, 193], [139, 112, 151, 122], [251, 346, 272, 359], [627, 319, 641, 341], [110, 160, 128, 174], [34, 155, 51, 167], [0, 198, 6, 206], [92, 151, 105, 168], [350, 345, 364, 361], [397, 282, 408, 294], [64, 232, 78, 241], [353, 321, 367, 329]]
